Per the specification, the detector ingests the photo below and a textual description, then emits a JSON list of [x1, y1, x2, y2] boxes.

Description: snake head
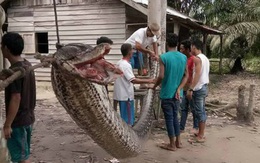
[[53, 43, 123, 85]]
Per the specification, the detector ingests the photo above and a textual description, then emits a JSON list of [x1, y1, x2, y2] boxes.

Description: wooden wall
[[7, 0, 126, 81]]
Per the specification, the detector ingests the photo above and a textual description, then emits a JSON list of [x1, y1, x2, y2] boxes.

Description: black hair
[[191, 38, 203, 51], [96, 36, 113, 45], [121, 43, 132, 57], [166, 33, 178, 48], [2, 32, 24, 56], [180, 39, 191, 51]]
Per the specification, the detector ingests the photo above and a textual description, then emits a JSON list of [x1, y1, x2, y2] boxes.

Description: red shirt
[[187, 55, 195, 86]]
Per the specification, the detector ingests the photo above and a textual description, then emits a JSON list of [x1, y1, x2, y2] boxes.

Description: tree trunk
[[236, 85, 255, 123], [230, 57, 244, 74]]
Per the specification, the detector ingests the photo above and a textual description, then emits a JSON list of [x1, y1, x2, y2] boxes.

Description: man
[[1, 32, 36, 163], [125, 23, 160, 76], [187, 39, 210, 143], [113, 43, 154, 126], [96, 36, 113, 45], [152, 34, 188, 151], [179, 40, 199, 134], [96, 36, 113, 93]]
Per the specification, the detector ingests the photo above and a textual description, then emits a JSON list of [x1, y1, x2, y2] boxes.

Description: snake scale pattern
[[51, 43, 159, 158], [0, 43, 158, 161]]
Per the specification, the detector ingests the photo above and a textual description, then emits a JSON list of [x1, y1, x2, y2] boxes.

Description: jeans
[[180, 91, 199, 130], [190, 84, 208, 123], [130, 51, 144, 69], [161, 98, 181, 137]]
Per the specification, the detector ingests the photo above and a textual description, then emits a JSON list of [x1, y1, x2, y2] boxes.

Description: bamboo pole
[[0, 61, 53, 92]]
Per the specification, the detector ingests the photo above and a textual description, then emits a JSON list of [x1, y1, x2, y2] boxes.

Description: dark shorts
[[7, 125, 32, 162]]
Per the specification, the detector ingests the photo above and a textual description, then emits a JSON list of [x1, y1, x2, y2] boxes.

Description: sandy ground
[[5, 73, 260, 163]]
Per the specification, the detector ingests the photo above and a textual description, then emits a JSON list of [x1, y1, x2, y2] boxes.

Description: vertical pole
[[203, 33, 207, 55], [148, 0, 166, 120], [0, 6, 10, 163], [219, 34, 223, 74], [53, 0, 60, 44], [160, 0, 167, 54]]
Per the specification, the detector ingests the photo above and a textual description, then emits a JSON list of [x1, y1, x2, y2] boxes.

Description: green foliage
[[167, 0, 212, 15], [250, 33, 260, 56], [208, 0, 260, 52]]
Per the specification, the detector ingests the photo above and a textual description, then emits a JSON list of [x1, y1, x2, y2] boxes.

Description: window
[[36, 32, 49, 54]]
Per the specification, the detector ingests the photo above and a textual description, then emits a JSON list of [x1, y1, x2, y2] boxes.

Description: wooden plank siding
[[7, 0, 127, 81]]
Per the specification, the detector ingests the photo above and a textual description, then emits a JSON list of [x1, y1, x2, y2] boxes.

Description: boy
[[113, 43, 154, 126], [1, 32, 36, 163]]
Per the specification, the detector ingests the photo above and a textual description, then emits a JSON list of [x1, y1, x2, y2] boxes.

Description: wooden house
[[0, 0, 222, 81]]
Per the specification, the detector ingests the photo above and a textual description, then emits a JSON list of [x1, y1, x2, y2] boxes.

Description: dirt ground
[[15, 73, 260, 163]]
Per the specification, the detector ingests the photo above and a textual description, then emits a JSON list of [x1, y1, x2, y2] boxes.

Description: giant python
[[0, 42, 159, 161], [51, 43, 159, 158]]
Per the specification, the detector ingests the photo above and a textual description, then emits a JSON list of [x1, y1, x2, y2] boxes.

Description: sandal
[[188, 137, 206, 144]]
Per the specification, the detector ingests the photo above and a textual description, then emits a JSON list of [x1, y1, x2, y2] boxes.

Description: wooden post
[[219, 34, 223, 74], [246, 84, 255, 122], [237, 85, 246, 120], [236, 84, 255, 122], [173, 22, 180, 35], [160, 0, 167, 54], [203, 33, 208, 56]]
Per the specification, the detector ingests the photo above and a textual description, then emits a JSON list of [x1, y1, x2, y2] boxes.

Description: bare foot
[[175, 141, 183, 148], [158, 143, 176, 151], [190, 128, 198, 135]]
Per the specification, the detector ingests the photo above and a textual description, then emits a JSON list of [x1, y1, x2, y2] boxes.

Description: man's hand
[[151, 55, 159, 61], [4, 125, 12, 139], [187, 90, 193, 100], [148, 50, 155, 57], [175, 88, 181, 100], [148, 51, 159, 61]]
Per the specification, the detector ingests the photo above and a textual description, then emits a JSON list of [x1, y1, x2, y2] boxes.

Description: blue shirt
[[160, 51, 187, 99]]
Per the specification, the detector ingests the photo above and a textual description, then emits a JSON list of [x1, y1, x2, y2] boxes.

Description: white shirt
[[125, 27, 157, 49], [113, 59, 135, 101], [193, 53, 210, 91]]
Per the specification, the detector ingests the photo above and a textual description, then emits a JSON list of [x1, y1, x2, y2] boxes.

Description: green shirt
[[160, 51, 187, 99]]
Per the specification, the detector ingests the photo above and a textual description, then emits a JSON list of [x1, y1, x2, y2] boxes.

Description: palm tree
[[199, 0, 260, 73], [208, 0, 260, 50]]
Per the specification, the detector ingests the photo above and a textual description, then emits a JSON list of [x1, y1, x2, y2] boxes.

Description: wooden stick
[[214, 101, 237, 112], [0, 61, 52, 92]]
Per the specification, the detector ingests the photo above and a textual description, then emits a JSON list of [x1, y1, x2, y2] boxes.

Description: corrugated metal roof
[[132, 0, 202, 24], [132, 0, 201, 23]]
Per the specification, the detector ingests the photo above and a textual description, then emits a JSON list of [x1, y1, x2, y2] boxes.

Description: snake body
[[51, 43, 158, 158]]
